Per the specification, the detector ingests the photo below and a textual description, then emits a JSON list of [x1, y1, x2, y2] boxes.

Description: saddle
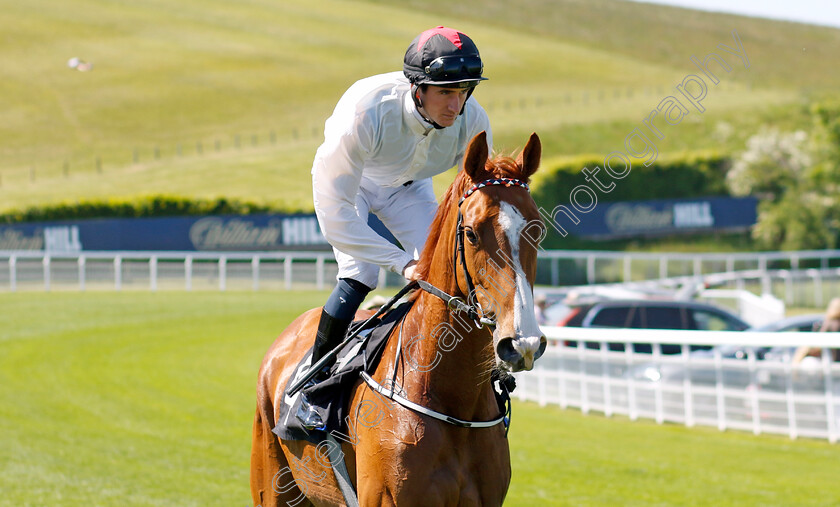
[[273, 300, 413, 443]]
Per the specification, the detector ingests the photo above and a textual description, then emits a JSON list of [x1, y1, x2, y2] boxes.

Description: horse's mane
[[414, 154, 530, 284]]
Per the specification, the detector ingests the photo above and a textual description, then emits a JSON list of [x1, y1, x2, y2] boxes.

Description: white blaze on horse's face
[[492, 201, 547, 372]]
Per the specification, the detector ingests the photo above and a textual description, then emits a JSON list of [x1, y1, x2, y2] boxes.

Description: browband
[[459, 178, 530, 205]]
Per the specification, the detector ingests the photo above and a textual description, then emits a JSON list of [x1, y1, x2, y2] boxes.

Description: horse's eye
[[464, 228, 478, 245]]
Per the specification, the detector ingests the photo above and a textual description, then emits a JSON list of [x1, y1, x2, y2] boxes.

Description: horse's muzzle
[[495, 334, 547, 372]]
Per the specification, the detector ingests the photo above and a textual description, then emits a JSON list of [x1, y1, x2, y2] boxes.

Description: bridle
[[449, 177, 530, 327], [362, 177, 530, 432], [414, 177, 530, 328]]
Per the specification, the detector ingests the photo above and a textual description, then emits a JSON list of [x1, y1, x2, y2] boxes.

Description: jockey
[[298, 26, 492, 429]]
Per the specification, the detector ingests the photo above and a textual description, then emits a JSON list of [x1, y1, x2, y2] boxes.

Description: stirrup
[[295, 379, 326, 431]]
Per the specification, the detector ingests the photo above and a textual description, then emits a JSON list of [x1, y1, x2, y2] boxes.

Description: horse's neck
[[395, 290, 497, 419], [385, 197, 499, 419]]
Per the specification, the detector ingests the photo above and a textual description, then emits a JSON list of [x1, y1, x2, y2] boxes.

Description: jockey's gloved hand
[[402, 259, 420, 281]]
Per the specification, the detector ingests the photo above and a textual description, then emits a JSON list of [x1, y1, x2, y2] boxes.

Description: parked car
[[687, 313, 825, 363], [728, 313, 825, 361], [627, 313, 825, 387], [622, 312, 837, 428], [556, 299, 750, 354], [749, 313, 823, 333]]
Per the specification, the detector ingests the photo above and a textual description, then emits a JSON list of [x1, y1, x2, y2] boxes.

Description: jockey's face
[[417, 85, 471, 127]]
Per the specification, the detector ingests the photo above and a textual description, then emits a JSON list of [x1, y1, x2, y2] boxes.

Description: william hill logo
[[189, 216, 327, 250], [606, 201, 715, 234]]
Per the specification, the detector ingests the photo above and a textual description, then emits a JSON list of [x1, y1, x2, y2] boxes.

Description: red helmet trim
[[417, 26, 462, 51]]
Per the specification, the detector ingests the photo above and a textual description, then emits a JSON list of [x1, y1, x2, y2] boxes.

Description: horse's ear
[[516, 132, 541, 179], [463, 131, 489, 181]]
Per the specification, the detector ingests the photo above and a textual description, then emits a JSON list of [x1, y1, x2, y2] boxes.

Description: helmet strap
[[411, 83, 424, 109], [461, 86, 476, 115], [412, 84, 446, 130]]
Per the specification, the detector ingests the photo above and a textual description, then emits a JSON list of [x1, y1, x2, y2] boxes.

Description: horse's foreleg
[[250, 403, 311, 507]]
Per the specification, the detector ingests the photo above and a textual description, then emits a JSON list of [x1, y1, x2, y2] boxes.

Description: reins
[[286, 280, 419, 397], [288, 177, 530, 427], [361, 371, 507, 428], [361, 177, 530, 431], [416, 280, 494, 328]]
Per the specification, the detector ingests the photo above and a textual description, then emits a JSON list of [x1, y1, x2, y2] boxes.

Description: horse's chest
[[365, 427, 511, 505]]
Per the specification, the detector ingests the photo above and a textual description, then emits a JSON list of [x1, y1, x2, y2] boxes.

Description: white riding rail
[[516, 326, 839, 443]]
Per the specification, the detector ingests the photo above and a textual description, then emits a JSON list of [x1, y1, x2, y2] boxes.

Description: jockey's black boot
[[295, 278, 371, 431], [310, 309, 352, 379], [295, 309, 351, 431]]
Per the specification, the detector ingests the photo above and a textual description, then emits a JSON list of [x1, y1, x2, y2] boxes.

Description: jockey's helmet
[[403, 26, 487, 89]]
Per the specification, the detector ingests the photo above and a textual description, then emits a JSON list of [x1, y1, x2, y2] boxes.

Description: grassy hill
[[1, 0, 837, 213], [364, 0, 840, 90]]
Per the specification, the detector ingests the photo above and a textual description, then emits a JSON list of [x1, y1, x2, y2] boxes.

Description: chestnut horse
[[251, 132, 547, 506]]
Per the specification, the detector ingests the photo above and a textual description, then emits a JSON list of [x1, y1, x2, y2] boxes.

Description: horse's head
[[454, 131, 547, 372]]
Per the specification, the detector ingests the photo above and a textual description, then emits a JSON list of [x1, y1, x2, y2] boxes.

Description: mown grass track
[[1, 291, 838, 506]]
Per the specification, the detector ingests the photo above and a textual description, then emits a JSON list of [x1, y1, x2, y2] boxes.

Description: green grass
[[1, 0, 835, 213], [1, 291, 838, 506], [364, 0, 840, 90], [509, 403, 840, 506], [0, 290, 311, 506]]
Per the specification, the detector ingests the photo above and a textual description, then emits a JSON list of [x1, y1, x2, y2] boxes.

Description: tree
[[726, 128, 810, 203], [727, 100, 840, 250]]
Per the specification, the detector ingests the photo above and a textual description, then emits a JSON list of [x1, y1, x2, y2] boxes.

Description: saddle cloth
[[272, 301, 412, 443]]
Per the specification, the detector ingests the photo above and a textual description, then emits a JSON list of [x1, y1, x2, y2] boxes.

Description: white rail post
[[823, 348, 837, 444], [682, 343, 695, 427], [784, 270, 794, 305], [810, 269, 823, 308], [578, 343, 589, 415], [43, 255, 51, 292], [150, 255, 158, 292], [653, 343, 664, 424], [601, 341, 612, 417], [10, 255, 16, 292], [219, 256, 227, 291], [625, 345, 637, 420], [558, 345, 568, 409], [586, 255, 596, 284], [114, 256, 122, 291], [748, 348, 761, 436], [316, 255, 325, 290], [759, 257, 771, 294], [284, 256, 292, 290], [78, 256, 86, 291], [659, 255, 668, 280], [252, 256, 260, 291], [551, 256, 559, 286], [784, 348, 797, 440], [714, 347, 726, 431], [185, 255, 193, 291]]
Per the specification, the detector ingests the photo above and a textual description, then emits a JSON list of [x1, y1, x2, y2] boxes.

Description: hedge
[[531, 150, 732, 210], [2, 151, 732, 228], [0, 195, 301, 225]]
